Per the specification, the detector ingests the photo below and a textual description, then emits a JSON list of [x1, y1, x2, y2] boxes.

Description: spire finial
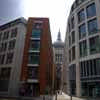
[[57, 29, 61, 41]]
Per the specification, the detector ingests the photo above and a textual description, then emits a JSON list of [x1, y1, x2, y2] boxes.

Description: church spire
[[57, 29, 61, 41]]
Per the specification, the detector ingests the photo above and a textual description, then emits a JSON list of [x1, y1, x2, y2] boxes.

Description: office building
[[0, 18, 27, 96], [0, 17, 54, 97], [65, 0, 100, 97]]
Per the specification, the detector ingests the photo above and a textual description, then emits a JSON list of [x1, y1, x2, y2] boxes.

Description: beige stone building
[[0, 18, 27, 96], [65, 0, 100, 97]]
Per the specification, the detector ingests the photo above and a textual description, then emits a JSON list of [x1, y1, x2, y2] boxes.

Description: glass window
[[8, 40, 16, 50], [3, 31, 9, 40], [72, 46, 75, 61], [0, 33, 2, 42], [28, 53, 40, 64], [78, 9, 85, 23], [29, 40, 40, 51], [79, 24, 86, 39], [32, 29, 41, 38], [88, 19, 98, 35], [11, 28, 17, 38], [86, 3, 96, 18], [79, 40, 87, 57], [69, 36, 71, 46], [28, 67, 38, 79], [71, 17, 74, 29], [72, 31, 75, 44], [0, 68, 11, 80], [6, 52, 14, 64], [0, 54, 5, 64], [89, 36, 100, 54], [69, 50, 71, 62]]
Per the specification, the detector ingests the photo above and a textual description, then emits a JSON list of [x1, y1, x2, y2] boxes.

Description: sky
[[0, 0, 75, 42]]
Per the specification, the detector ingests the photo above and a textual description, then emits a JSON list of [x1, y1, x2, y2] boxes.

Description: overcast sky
[[0, 0, 75, 42]]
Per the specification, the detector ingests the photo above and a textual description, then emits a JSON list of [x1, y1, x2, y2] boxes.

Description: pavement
[[54, 92, 100, 100]]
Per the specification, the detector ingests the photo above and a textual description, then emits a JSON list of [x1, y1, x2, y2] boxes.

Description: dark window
[[69, 50, 71, 62], [79, 24, 86, 39], [72, 46, 75, 60], [29, 40, 40, 51], [8, 40, 16, 50], [89, 36, 100, 54], [0, 68, 11, 80], [0, 54, 5, 64], [69, 36, 71, 46], [88, 19, 98, 35], [79, 40, 87, 57], [3, 31, 9, 40], [6, 52, 14, 64], [0, 33, 2, 41], [71, 17, 74, 29], [72, 31, 75, 44], [86, 3, 96, 18], [28, 53, 40, 64], [28, 67, 38, 79], [11, 28, 17, 38], [78, 9, 85, 23]]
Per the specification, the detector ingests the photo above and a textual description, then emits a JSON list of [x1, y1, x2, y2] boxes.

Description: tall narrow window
[[79, 24, 86, 39], [86, 3, 96, 18]]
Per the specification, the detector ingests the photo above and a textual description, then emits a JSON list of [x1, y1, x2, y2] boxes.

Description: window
[[69, 36, 71, 46], [79, 40, 87, 57], [3, 31, 9, 40], [0, 42, 7, 52], [89, 36, 100, 54], [79, 24, 86, 39], [88, 19, 98, 35], [11, 28, 17, 38], [0, 67, 11, 91], [72, 31, 75, 44], [32, 29, 41, 38], [28, 53, 40, 64], [72, 46, 75, 60], [71, 17, 74, 29], [86, 3, 96, 18], [29, 40, 40, 51], [0, 68, 11, 80], [33, 22, 42, 29], [6, 52, 14, 64], [78, 9, 85, 23], [0, 33, 2, 42], [28, 67, 38, 79], [8, 40, 16, 50], [69, 50, 71, 62], [0, 54, 5, 64]]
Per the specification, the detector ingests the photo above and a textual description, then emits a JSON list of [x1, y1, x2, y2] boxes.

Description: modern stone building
[[0, 17, 55, 97], [53, 31, 64, 90], [0, 18, 27, 96], [65, 0, 100, 97]]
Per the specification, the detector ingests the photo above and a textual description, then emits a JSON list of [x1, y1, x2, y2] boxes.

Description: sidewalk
[[54, 92, 100, 100]]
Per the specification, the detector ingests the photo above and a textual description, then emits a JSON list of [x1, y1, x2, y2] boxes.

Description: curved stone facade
[[65, 0, 100, 97]]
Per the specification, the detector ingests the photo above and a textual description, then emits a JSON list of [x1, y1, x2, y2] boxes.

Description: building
[[0, 17, 54, 97], [0, 18, 27, 96], [53, 30, 64, 90], [65, 0, 100, 97]]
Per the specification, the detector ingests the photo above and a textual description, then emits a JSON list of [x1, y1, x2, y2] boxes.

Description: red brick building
[[20, 18, 55, 96]]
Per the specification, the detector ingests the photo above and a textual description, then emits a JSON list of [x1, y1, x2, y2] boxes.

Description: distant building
[[0, 17, 55, 97], [65, 0, 100, 97], [53, 30, 64, 90]]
